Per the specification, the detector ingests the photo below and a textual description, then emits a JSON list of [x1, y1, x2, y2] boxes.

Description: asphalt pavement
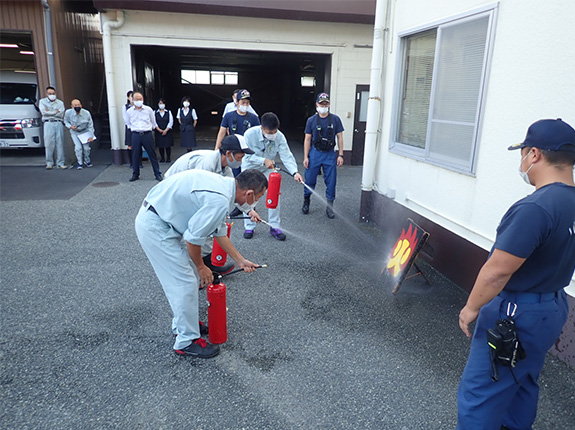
[[1, 141, 574, 429]]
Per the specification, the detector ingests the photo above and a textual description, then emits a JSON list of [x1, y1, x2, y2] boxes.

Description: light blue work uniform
[[135, 170, 235, 350], [164, 149, 234, 257], [164, 150, 232, 179], [241, 126, 298, 230], [64, 108, 95, 166], [39, 97, 65, 167]]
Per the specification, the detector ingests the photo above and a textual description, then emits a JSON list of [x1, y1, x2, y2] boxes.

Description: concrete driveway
[[1, 142, 574, 429]]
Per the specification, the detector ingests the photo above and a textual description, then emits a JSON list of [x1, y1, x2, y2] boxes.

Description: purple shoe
[[269, 227, 286, 241], [244, 229, 254, 239]]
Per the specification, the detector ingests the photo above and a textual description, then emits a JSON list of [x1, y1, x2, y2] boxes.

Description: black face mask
[[74, 107, 82, 113]]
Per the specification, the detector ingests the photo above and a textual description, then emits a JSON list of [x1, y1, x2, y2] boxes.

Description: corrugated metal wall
[[1, 0, 105, 114], [0, 0, 50, 92], [49, 0, 105, 114]]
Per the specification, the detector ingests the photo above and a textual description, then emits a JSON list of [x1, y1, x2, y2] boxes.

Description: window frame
[[390, 4, 498, 176], [181, 69, 238, 86]]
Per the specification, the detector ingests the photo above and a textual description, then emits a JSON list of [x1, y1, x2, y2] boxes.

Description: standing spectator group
[[40, 86, 97, 170]]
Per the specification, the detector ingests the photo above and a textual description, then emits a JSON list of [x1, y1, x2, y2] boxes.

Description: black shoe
[[159, 158, 165, 163], [174, 338, 220, 358], [129, 175, 139, 182], [326, 201, 335, 219], [166, 159, 171, 163], [202, 254, 236, 275], [230, 207, 243, 217], [155, 174, 163, 181], [302, 197, 310, 215]]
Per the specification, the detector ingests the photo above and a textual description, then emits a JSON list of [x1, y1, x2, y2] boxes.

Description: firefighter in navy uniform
[[302, 93, 345, 218], [457, 119, 575, 429], [215, 89, 260, 177]]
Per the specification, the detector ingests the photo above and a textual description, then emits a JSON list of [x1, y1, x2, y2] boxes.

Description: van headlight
[[21, 118, 40, 128]]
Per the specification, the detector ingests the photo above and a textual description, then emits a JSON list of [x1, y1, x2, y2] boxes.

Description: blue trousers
[[457, 290, 569, 430], [132, 131, 161, 177], [304, 147, 337, 201]]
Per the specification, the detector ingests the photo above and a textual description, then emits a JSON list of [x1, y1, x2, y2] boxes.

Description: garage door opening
[[130, 45, 331, 145]]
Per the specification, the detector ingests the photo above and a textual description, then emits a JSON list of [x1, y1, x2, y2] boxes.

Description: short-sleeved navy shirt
[[493, 183, 575, 293], [221, 111, 260, 136], [304, 113, 344, 143]]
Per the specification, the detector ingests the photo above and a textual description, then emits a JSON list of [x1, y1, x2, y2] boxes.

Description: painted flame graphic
[[387, 224, 419, 277]]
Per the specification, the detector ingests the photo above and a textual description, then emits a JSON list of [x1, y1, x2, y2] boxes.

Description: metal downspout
[[361, 0, 391, 193], [101, 10, 125, 159], [41, 0, 57, 87]]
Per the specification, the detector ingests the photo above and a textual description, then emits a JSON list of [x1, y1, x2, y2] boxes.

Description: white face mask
[[264, 132, 277, 141], [235, 192, 257, 213], [518, 151, 534, 185], [226, 153, 242, 169], [238, 105, 249, 113], [134, 100, 144, 108], [158, 104, 165, 110], [48, 94, 56, 101], [316, 106, 329, 115], [183, 101, 190, 108]]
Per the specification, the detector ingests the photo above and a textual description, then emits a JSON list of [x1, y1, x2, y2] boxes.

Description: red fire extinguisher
[[211, 222, 232, 267], [266, 171, 282, 209], [207, 277, 227, 344]]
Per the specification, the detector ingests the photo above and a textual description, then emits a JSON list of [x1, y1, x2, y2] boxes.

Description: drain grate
[[92, 181, 120, 188]]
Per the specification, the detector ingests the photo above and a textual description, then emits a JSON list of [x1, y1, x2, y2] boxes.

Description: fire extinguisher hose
[[217, 264, 268, 279]]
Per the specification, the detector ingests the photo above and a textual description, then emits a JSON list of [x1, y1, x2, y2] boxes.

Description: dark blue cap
[[316, 93, 330, 103], [237, 89, 251, 101], [508, 118, 575, 153]]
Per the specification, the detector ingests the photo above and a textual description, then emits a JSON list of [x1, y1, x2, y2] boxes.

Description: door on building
[[350, 84, 369, 166]]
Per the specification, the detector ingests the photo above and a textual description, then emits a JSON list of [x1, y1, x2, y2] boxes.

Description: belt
[[45, 119, 62, 123], [499, 290, 557, 304], [143, 200, 158, 215], [133, 130, 152, 135]]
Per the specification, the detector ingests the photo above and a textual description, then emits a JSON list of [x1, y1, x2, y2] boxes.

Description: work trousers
[[304, 147, 337, 201], [70, 132, 91, 165], [457, 290, 568, 430], [131, 131, 161, 177], [44, 121, 65, 167], [135, 206, 201, 350], [244, 166, 281, 230]]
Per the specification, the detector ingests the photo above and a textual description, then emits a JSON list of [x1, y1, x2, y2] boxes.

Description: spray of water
[[301, 182, 382, 255], [258, 214, 385, 271]]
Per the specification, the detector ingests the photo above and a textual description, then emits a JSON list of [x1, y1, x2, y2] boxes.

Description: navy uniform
[[154, 107, 174, 162], [177, 105, 197, 150], [217, 89, 260, 177], [302, 93, 344, 218], [457, 119, 575, 429]]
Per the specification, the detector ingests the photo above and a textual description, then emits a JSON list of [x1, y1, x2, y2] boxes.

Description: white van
[[0, 71, 43, 148]]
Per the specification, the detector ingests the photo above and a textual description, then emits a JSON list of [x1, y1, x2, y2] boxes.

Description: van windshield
[[1, 83, 37, 104]]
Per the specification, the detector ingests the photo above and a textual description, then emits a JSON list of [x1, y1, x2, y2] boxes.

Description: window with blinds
[[394, 11, 494, 174]]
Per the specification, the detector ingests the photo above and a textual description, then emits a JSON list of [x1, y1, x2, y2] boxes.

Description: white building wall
[[372, 0, 575, 293], [102, 10, 373, 151]]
